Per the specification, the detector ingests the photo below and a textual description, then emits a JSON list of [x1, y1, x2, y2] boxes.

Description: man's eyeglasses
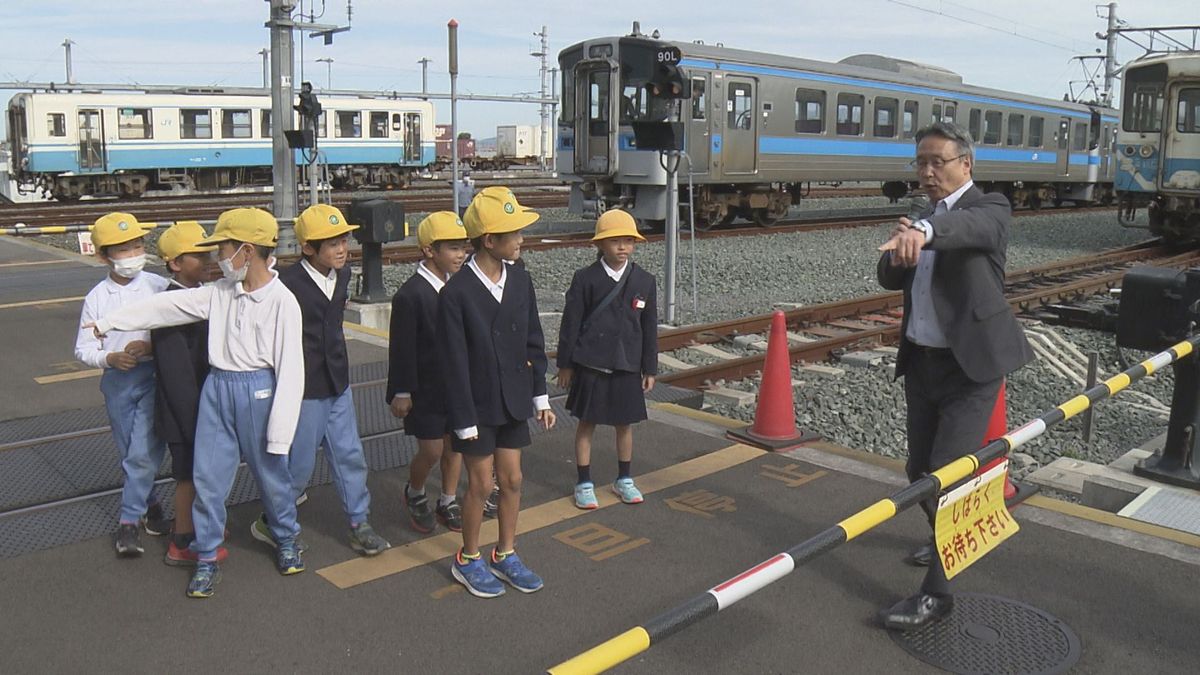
[[908, 154, 967, 170]]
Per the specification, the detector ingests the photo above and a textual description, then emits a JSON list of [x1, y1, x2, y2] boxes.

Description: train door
[[573, 60, 619, 175], [724, 77, 756, 174], [685, 74, 710, 176], [1056, 117, 1070, 176], [77, 108, 106, 172], [1161, 84, 1200, 191], [404, 113, 422, 162]]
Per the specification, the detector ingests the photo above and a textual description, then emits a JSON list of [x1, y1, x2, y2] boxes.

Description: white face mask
[[218, 246, 249, 282], [111, 254, 145, 279]]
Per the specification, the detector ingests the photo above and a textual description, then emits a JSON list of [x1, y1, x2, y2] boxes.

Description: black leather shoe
[[879, 593, 954, 631], [906, 542, 934, 567]]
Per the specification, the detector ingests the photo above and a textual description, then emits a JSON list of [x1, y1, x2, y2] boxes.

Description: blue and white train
[[558, 30, 1118, 228], [5, 92, 435, 200], [1115, 52, 1200, 241]]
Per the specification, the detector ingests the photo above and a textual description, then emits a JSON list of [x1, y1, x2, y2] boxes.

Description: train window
[[836, 93, 863, 136], [982, 111, 1001, 145], [932, 103, 941, 123], [335, 111, 362, 138], [562, 69, 575, 123], [874, 97, 898, 138], [316, 111, 327, 138], [1071, 122, 1087, 151], [794, 88, 824, 134], [692, 78, 706, 121], [968, 109, 982, 141], [1177, 88, 1200, 133], [370, 112, 388, 138], [118, 108, 153, 140], [1029, 117, 1044, 147], [729, 84, 753, 130], [393, 113, 402, 131], [180, 109, 212, 139], [46, 113, 66, 137], [588, 71, 609, 123], [620, 84, 648, 123], [942, 102, 957, 123], [1006, 114, 1024, 146], [1123, 63, 1166, 132], [220, 110, 252, 139], [902, 101, 917, 138], [261, 110, 271, 138]]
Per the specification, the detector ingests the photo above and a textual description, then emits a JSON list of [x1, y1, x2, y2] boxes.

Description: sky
[[1, 0, 1197, 140]]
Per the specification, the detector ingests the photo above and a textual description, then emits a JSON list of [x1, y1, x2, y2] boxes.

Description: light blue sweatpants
[[100, 362, 165, 524], [288, 387, 371, 525]]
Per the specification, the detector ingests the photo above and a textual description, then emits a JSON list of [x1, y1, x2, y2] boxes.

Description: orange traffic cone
[[975, 382, 1029, 503], [727, 311, 820, 451]]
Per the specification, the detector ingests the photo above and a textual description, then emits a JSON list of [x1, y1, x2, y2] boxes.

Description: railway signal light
[[649, 62, 690, 100], [294, 81, 323, 123]]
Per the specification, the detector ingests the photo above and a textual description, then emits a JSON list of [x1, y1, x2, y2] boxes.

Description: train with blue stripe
[[558, 29, 1118, 228], [1115, 52, 1200, 242], [5, 92, 435, 200]]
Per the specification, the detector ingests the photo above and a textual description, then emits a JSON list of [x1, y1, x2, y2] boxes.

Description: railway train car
[[1115, 52, 1200, 241], [5, 92, 435, 200], [558, 28, 1118, 228]]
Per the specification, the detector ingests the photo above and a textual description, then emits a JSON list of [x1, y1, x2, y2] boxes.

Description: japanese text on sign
[[934, 461, 1019, 580]]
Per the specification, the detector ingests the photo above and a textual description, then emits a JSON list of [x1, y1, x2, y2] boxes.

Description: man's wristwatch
[[908, 219, 931, 240]]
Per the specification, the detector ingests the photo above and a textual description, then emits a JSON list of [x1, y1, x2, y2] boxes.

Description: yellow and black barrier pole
[[0, 223, 168, 236], [548, 335, 1200, 675]]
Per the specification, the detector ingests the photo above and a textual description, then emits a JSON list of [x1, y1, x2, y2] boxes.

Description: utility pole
[[317, 57, 333, 89], [1102, 2, 1119, 107], [258, 48, 270, 89], [449, 19, 460, 215], [417, 57, 431, 100], [267, 0, 299, 251], [549, 66, 559, 170], [62, 39, 75, 85], [532, 26, 549, 170]]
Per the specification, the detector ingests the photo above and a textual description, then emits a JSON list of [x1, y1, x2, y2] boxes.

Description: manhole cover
[[889, 593, 1081, 674]]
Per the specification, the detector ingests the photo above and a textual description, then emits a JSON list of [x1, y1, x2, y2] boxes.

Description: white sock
[[407, 484, 425, 498], [438, 493, 456, 507]]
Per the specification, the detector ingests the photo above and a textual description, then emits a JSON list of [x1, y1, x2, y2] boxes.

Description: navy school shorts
[[451, 418, 531, 456]]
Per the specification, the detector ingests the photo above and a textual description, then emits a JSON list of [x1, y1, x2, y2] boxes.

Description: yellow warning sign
[[934, 460, 1018, 580]]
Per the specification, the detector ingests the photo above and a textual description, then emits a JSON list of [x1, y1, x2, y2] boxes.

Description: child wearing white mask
[[75, 212, 171, 558], [87, 208, 305, 599]]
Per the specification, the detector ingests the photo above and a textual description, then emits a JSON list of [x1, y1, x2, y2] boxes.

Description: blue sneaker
[[612, 477, 644, 504], [452, 552, 505, 598], [276, 541, 306, 576], [489, 551, 544, 593], [186, 561, 220, 599], [574, 482, 598, 510]]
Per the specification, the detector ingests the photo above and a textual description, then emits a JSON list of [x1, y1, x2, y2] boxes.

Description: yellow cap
[[592, 209, 645, 242], [91, 212, 150, 248], [294, 203, 359, 247], [157, 221, 211, 261], [462, 186, 539, 239], [198, 208, 278, 248], [417, 211, 468, 248]]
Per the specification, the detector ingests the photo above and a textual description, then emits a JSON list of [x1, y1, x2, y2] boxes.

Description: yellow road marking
[[1024, 494, 1200, 549], [316, 443, 766, 589], [648, 401, 744, 429], [0, 259, 73, 269], [35, 369, 102, 384], [343, 320, 389, 339], [0, 295, 85, 310]]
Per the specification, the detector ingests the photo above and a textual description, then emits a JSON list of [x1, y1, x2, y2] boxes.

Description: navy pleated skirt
[[565, 367, 647, 426]]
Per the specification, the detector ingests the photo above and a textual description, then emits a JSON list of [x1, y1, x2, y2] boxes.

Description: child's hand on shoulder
[[555, 367, 573, 389], [106, 351, 138, 370], [536, 408, 556, 430], [389, 397, 413, 418]]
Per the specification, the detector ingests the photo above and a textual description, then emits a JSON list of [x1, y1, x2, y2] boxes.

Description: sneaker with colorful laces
[[482, 484, 501, 518], [612, 477, 644, 504], [142, 502, 172, 537], [164, 538, 229, 567], [113, 523, 144, 557], [435, 498, 463, 532], [403, 484, 435, 533], [489, 550, 544, 593], [451, 550, 505, 598], [276, 541, 305, 575], [574, 482, 599, 510], [250, 513, 309, 552], [186, 561, 220, 599], [348, 522, 390, 556]]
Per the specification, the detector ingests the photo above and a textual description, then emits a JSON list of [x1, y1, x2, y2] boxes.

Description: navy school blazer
[[151, 283, 210, 445], [386, 270, 448, 411], [278, 262, 352, 400], [556, 260, 658, 376], [437, 260, 549, 430]]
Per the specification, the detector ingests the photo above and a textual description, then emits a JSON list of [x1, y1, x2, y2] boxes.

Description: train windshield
[[618, 41, 675, 123], [559, 46, 584, 126], [1123, 63, 1166, 133], [1178, 88, 1200, 133]]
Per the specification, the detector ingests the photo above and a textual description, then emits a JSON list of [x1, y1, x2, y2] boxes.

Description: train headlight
[[1123, 145, 1136, 156], [1140, 144, 1155, 158]]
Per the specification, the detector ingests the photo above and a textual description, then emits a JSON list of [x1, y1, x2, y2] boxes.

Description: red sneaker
[[164, 540, 229, 567]]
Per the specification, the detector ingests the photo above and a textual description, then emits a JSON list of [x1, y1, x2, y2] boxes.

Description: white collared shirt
[[416, 260, 448, 293], [94, 271, 305, 455], [300, 259, 337, 301], [601, 258, 627, 282], [75, 271, 170, 369], [906, 180, 974, 348]]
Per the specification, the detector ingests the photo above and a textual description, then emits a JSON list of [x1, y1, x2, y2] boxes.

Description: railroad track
[[653, 239, 1200, 388]]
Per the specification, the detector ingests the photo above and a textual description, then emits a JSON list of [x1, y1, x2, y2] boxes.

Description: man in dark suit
[[876, 121, 1034, 630]]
